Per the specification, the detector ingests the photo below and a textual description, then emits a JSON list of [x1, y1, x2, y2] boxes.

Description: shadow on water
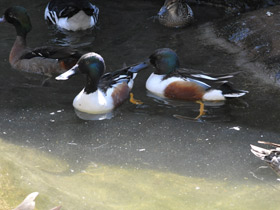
[[1, 0, 280, 209]]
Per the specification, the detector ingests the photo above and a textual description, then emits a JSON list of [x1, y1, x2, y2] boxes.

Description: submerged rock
[[189, 0, 279, 14], [213, 5, 280, 85]]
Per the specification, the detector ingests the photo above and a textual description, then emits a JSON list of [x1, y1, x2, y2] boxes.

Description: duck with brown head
[[158, 0, 194, 28]]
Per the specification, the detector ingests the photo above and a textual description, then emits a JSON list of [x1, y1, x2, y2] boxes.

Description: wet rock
[[189, 0, 279, 14], [213, 5, 280, 85]]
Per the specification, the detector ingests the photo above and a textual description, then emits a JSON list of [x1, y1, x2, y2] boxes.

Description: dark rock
[[213, 5, 280, 84], [189, 0, 280, 14]]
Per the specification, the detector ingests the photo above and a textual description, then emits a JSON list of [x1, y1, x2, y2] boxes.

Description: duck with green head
[[0, 6, 82, 77], [56, 52, 148, 114], [133, 48, 248, 102]]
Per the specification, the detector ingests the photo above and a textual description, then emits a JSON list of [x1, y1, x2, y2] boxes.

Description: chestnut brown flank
[[111, 82, 130, 107], [164, 81, 205, 100]]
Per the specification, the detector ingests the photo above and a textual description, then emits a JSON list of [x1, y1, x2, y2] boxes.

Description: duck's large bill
[[55, 64, 80, 80], [129, 60, 149, 73], [0, 16, 5, 23]]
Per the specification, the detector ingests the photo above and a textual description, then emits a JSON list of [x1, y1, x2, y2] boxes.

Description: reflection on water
[[46, 25, 97, 48], [1, 138, 280, 210], [74, 109, 114, 121]]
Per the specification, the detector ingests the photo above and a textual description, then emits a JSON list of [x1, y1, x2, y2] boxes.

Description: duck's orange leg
[[194, 100, 206, 120], [173, 100, 206, 120], [129, 93, 143, 105]]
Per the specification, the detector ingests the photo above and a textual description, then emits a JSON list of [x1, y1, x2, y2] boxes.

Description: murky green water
[[1, 138, 279, 210], [1, 0, 280, 209]]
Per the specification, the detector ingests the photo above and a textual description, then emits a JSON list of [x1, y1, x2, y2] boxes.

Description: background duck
[[56, 52, 148, 114], [13, 192, 61, 210], [0, 6, 82, 77], [158, 0, 194, 28], [133, 48, 248, 102], [44, 0, 99, 31], [251, 141, 280, 176]]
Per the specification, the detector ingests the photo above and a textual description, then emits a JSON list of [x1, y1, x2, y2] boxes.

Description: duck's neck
[[85, 76, 99, 94], [9, 35, 27, 66]]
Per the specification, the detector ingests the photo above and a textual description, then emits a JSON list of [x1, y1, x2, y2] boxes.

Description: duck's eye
[[8, 12, 14, 18]]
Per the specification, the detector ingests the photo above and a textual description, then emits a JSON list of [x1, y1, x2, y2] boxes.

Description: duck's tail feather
[[219, 83, 248, 98]]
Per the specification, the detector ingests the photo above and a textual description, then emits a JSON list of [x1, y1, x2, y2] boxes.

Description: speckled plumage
[[158, 0, 194, 28], [251, 141, 280, 176]]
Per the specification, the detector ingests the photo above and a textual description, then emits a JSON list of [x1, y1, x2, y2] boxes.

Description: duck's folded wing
[[20, 46, 81, 60], [99, 67, 133, 91], [176, 68, 241, 81], [169, 68, 242, 89]]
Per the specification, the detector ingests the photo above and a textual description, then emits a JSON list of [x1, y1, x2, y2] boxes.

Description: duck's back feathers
[[17, 46, 82, 75], [45, 0, 99, 31], [20, 46, 81, 60], [99, 66, 136, 93], [167, 68, 241, 90], [47, 0, 96, 18]]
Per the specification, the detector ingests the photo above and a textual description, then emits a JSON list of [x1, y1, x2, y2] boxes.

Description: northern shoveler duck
[[158, 0, 194, 28], [44, 0, 99, 31], [13, 192, 61, 210], [133, 48, 248, 102], [56, 52, 148, 114], [0, 6, 82, 77], [251, 141, 280, 176]]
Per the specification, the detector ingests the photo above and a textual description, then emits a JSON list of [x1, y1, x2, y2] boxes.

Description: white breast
[[73, 89, 114, 114]]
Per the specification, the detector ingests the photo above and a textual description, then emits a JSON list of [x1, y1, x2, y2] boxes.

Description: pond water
[[1, 0, 280, 209]]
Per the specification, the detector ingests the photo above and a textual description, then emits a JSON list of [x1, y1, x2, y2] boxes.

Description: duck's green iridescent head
[[78, 52, 105, 79], [3, 6, 32, 38], [77, 52, 105, 93], [149, 48, 180, 75], [55, 53, 105, 94], [3, 6, 32, 37]]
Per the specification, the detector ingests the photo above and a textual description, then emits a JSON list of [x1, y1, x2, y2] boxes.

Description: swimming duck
[[13, 192, 61, 210], [0, 6, 82, 77], [158, 0, 194, 28], [44, 0, 99, 31], [133, 48, 248, 102], [251, 141, 280, 176], [56, 52, 148, 114]]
